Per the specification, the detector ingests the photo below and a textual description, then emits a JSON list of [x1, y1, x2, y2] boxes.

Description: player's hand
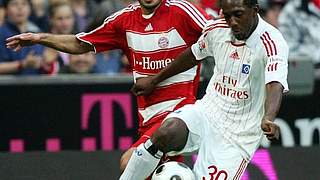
[[6, 33, 41, 52], [131, 76, 157, 96], [261, 118, 280, 141]]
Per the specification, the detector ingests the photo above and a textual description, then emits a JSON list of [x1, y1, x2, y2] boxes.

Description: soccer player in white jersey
[[128, 0, 289, 179], [5, 0, 212, 178]]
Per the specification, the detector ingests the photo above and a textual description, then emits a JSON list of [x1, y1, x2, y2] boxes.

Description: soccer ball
[[151, 161, 195, 180]]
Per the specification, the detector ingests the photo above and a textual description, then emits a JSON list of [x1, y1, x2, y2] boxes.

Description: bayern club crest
[[158, 37, 169, 48], [198, 39, 206, 51]]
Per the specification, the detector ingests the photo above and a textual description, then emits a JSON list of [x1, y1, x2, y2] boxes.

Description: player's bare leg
[[120, 147, 135, 173]]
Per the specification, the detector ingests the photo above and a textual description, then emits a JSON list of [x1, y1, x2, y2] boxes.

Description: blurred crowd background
[[0, 0, 133, 75], [0, 0, 319, 79]]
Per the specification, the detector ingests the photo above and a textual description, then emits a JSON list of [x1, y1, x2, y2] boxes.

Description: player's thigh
[[194, 129, 248, 180]]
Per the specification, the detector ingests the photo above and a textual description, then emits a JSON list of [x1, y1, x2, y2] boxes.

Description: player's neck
[[245, 15, 259, 40], [141, 2, 162, 15]]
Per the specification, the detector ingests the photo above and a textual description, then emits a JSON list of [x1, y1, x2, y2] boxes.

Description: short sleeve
[[76, 13, 125, 53], [265, 37, 289, 92], [191, 32, 211, 60]]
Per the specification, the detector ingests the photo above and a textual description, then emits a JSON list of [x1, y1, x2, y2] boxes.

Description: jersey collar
[[245, 15, 266, 49], [140, 0, 169, 19], [223, 15, 265, 47]]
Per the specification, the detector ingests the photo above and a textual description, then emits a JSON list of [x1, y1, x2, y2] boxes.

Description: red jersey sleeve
[[170, 0, 212, 33], [189, 2, 212, 31], [76, 11, 126, 53]]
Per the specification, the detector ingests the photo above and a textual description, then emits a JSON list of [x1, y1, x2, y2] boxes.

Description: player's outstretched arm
[[6, 33, 93, 54], [261, 81, 284, 141], [131, 47, 199, 96]]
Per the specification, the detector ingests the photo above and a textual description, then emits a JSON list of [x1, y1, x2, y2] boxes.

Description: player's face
[[221, 0, 258, 40], [138, 0, 162, 14]]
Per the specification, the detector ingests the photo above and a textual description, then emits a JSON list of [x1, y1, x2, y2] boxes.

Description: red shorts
[[131, 120, 162, 148], [132, 98, 196, 148]]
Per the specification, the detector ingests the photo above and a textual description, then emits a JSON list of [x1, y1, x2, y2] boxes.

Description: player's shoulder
[[120, 2, 141, 16], [257, 19, 289, 57], [259, 21, 286, 43], [203, 18, 230, 40], [204, 18, 229, 32], [166, 0, 210, 29], [104, 2, 141, 22], [166, 0, 208, 17]]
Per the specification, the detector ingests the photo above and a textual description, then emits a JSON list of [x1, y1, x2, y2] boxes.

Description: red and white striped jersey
[[191, 16, 289, 158], [76, 0, 211, 126]]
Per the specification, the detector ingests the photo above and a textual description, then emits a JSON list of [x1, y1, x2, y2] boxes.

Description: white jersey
[[191, 16, 289, 158]]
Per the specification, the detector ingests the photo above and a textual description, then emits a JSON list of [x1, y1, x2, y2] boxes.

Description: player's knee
[[151, 118, 189, 153]]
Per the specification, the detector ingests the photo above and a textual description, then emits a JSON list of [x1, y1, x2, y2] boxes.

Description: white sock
[[119, 141, 163, 180]]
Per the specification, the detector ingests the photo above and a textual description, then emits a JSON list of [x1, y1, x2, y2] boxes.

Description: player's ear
[[253, 4, 259, 14]]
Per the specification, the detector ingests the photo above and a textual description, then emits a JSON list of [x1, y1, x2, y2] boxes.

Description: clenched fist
[[261, 118, 280, 141]]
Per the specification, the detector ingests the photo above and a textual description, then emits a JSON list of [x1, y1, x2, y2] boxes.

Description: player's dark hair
[[218, 0, 258, 8], [243, 0, 258, 8]]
